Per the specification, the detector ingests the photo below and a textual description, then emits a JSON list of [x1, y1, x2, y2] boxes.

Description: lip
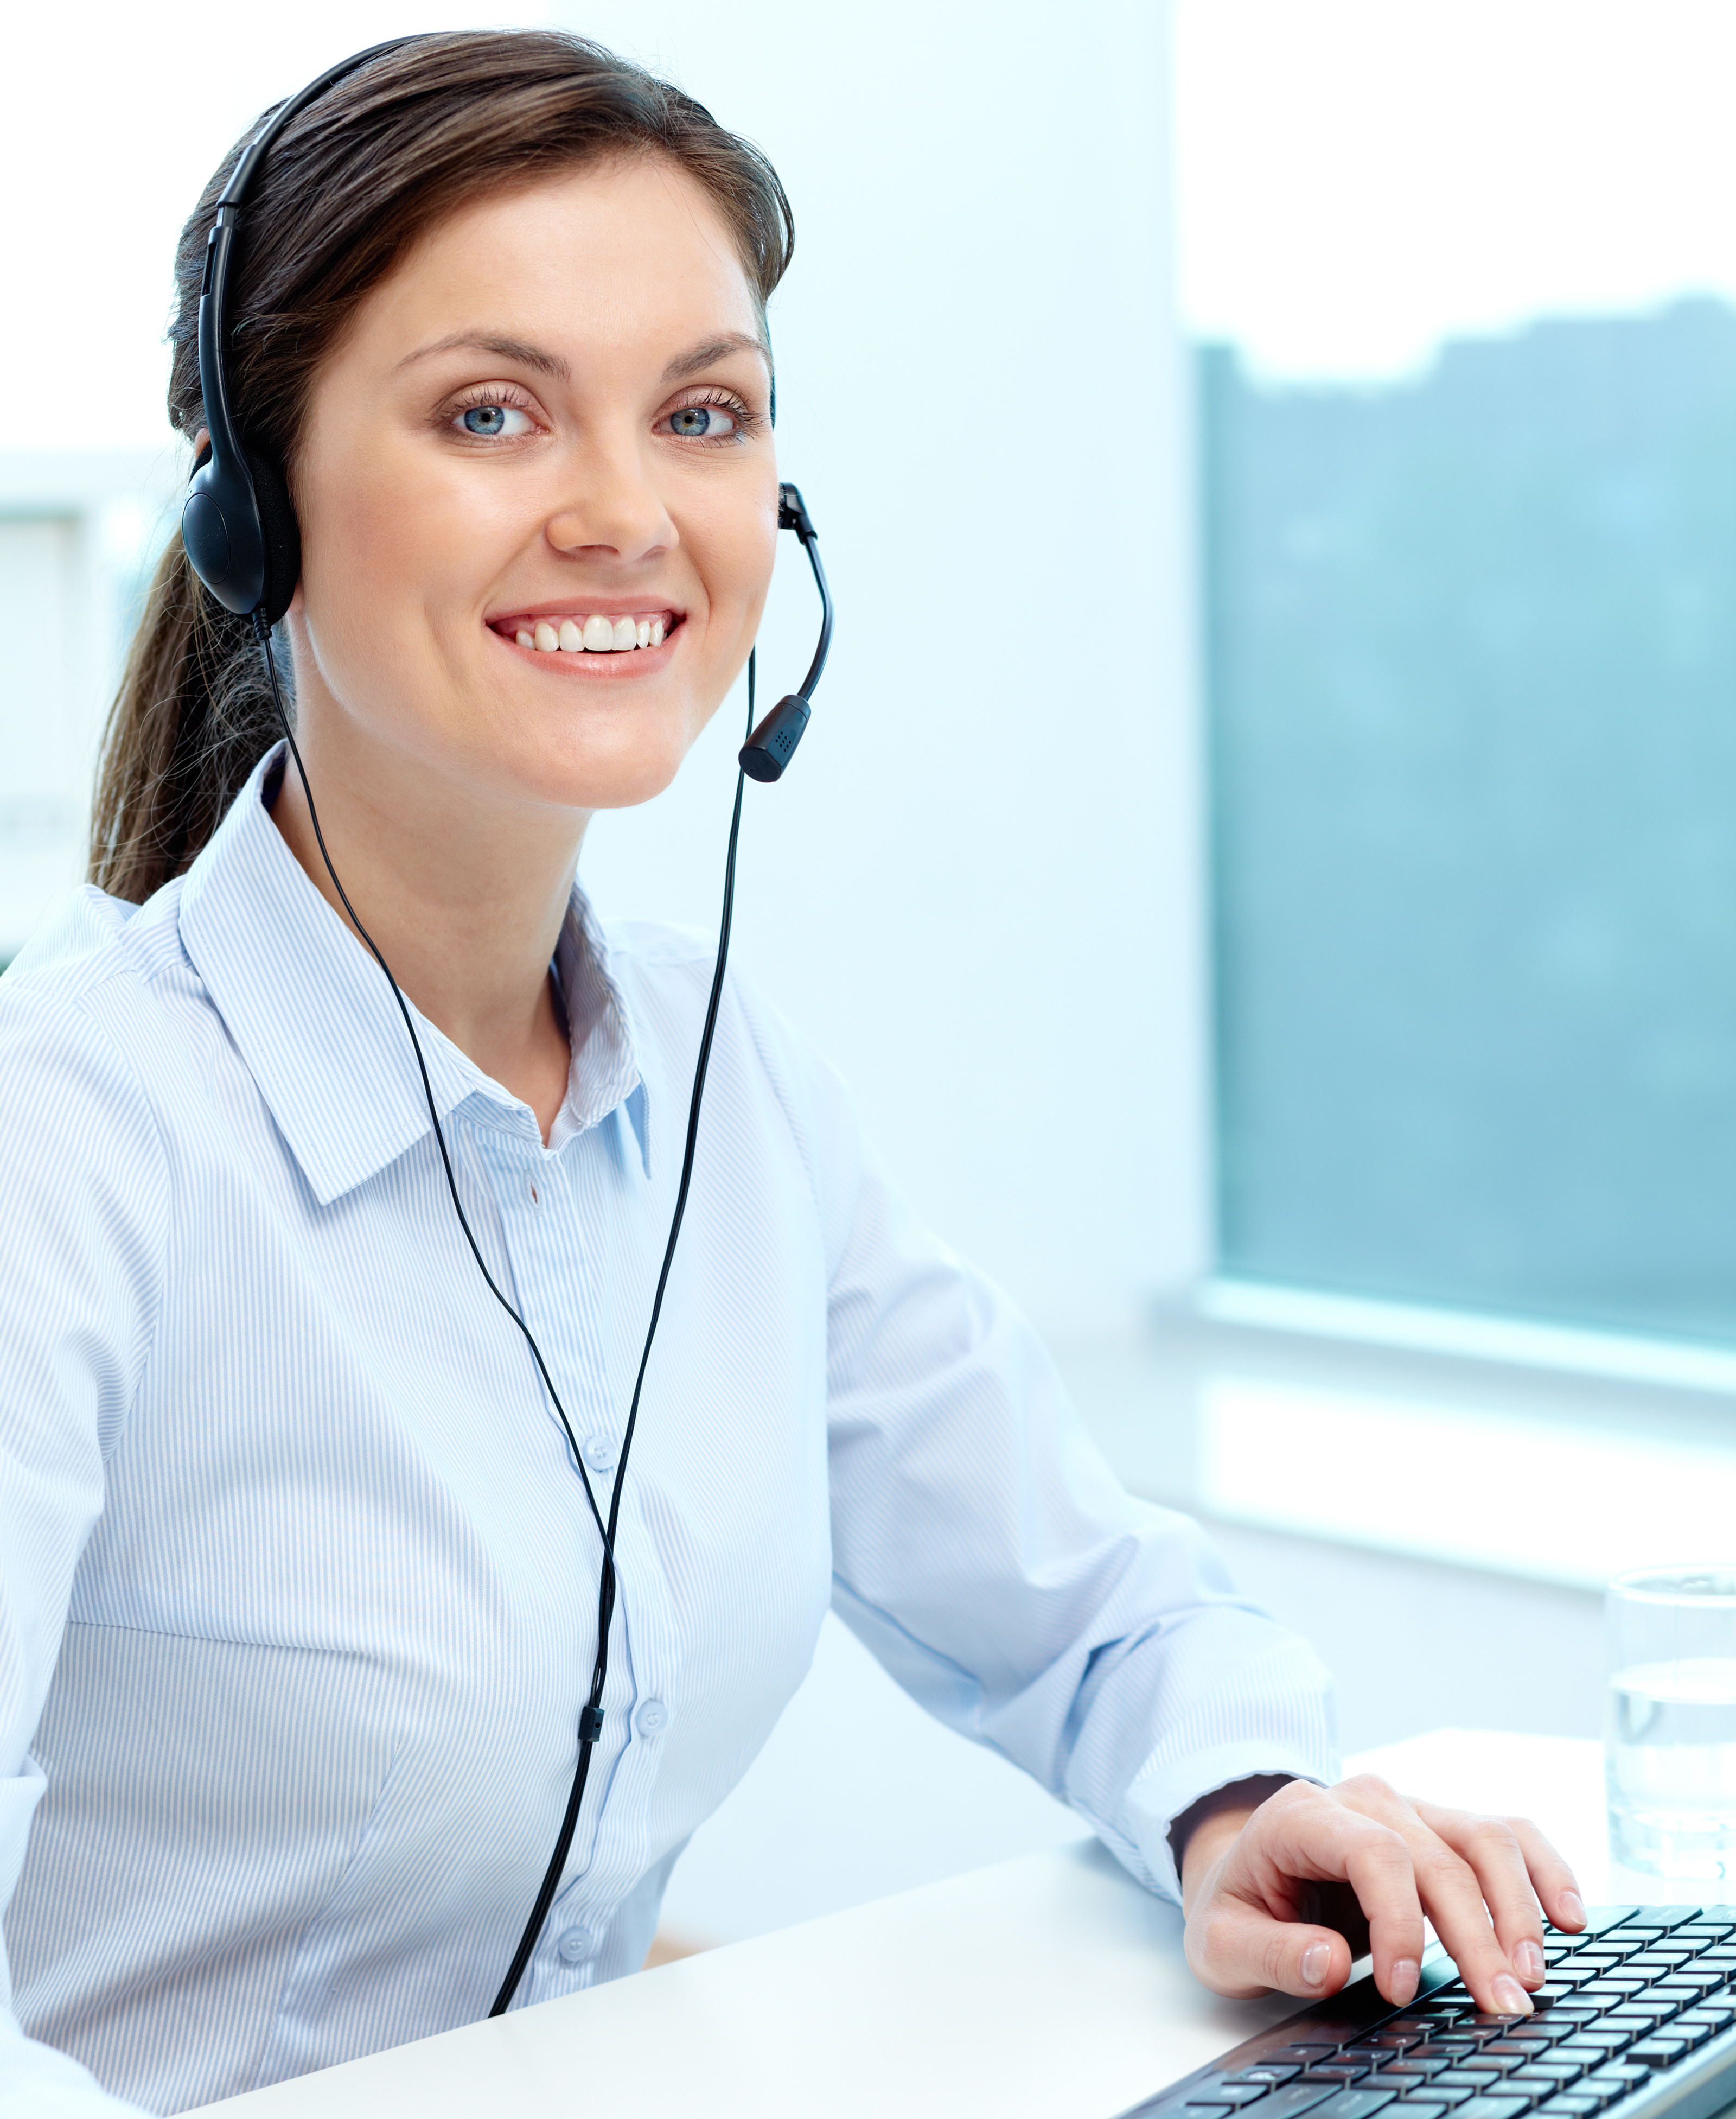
[[487, 600, 684, 631]]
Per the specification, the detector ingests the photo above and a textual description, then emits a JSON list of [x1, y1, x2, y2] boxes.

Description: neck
[[268, 721, 587, 1145]]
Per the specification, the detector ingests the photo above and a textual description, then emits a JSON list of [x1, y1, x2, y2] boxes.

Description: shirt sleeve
[[0, 967, 169, 2117], [801, 1053, 1338, 1905]]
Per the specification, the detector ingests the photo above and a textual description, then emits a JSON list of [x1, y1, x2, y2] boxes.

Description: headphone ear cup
[[247, 448, 302, 627]]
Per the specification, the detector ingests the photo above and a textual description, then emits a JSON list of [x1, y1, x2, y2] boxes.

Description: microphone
[[739, 483, 833, 783]]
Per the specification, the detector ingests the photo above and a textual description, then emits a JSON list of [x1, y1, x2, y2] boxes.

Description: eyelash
[[662, 388, 759, 444], [438, 382, 761, 443], [444, 382, 540, 433]]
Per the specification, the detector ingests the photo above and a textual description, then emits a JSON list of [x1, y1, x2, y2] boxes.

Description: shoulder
[[602, 917, 847, 1112], [599, 915, 870, 1241], [0, 882, 190, 1165]]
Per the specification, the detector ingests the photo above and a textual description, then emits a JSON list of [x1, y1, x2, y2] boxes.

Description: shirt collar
[[177, 744, 650, 1206]]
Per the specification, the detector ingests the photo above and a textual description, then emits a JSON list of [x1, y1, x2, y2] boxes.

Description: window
[[1179, 1, 1736, 1346]]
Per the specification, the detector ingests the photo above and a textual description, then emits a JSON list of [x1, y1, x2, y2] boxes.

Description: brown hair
[[90, 29, 794, 903]]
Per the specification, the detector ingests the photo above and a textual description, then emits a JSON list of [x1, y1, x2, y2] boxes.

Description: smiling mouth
[[493, 611, 678, 656]]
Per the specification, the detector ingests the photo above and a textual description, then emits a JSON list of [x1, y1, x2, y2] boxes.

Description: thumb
[[1187, 1897, 1356, 2002]]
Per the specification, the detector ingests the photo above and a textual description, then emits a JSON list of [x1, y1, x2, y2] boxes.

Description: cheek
[[695, 507, 780, 643], [297, 442, 487, 647]]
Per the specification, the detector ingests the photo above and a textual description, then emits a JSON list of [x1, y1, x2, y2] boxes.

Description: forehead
[[348, 155, 766, 372]]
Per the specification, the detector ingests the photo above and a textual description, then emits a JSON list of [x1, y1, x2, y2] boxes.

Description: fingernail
[[1516, 1939, 1547, 1982], [1560, 1889, 1587, 1929], [1301, 1940, 1332, 1990], [1390, 1958, 1419, 2006], [1492, 1974, 1534, 2016]]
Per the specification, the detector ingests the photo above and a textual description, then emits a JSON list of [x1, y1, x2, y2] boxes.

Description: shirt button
[[634, 1698, 669, 1737], [581, 1435, 616, 1475], [556, 1926, 591, 1963]]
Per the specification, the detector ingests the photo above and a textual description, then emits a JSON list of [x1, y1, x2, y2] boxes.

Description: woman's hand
[[1177, 1774, 1587, 2016]]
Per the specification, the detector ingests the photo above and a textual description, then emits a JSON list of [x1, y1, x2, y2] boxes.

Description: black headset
[[182, 36, 834, 2015]]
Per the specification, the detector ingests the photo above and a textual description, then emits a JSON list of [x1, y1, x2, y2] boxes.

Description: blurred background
[[9, 0, 1736, 1943]]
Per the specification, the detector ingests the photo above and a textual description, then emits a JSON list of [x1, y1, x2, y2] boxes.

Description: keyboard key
[[1546, 1906, 1641, 1936], [1299, 2067, 1370, 2085], [1625, 2039, 1692, 2066], [1397, 2106, 1449, 2119], [1309, 2093, 1397, 2119], [1430, 2077, 1503, 2095], [1533, 2099, 1604, 2116], [1229, 2068, 1303, 2086], [1233, 2085, 1338, 2119], [1582, 2065, 1649, 2089], [1448, 2097, 1534, 2119], [1269, 2048, 1346, 2066], [1369, 2035, 1432, 2051], [1381, 2063, 1451, 2081]]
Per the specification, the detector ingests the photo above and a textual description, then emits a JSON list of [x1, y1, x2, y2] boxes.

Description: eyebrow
[[397, 331, 571, 380], [395, 329, 772, 386], [661, 332, 771, 382]]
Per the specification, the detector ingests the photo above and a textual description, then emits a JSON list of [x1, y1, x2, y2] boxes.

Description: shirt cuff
[[1124, 1738, 1339, 1904]]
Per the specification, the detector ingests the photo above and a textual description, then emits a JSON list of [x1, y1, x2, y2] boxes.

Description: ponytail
[[88, 535, 282, 904]]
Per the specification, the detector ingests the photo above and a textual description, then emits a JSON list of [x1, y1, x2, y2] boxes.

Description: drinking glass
[[1606, 1564, 1736, 1878]]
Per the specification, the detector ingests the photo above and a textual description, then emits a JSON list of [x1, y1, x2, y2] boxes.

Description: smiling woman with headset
[[0, 30, 1582, 2117]]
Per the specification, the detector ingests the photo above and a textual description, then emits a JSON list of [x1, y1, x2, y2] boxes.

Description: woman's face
[[286, 156, 779, 818]]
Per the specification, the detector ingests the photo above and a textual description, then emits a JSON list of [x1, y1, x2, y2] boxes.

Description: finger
[[1241, 1783, 1427, 2006], [1416, 1804, 1548, 1987], [1509, 1813, 1586, 1933], [1185, 1888, 1357, 2003], [1332, 1778, 1530, 2016]]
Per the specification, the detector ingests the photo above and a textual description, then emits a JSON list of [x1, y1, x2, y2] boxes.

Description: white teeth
[[518, 614, 672, 654]]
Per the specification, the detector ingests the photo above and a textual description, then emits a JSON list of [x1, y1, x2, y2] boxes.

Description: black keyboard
[[1115, 1907, 1736, 2119]]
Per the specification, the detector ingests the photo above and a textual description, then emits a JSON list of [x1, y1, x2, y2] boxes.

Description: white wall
[[564, 0, 1211, 1340], [0, 452, 182, 956]]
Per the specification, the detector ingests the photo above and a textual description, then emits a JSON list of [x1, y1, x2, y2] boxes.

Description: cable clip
[[578, 1705, 604, 1745]]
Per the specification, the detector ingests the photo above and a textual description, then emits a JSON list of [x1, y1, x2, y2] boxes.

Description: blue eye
[[668, 404, 738, 438], [455, 403, 532, 438]]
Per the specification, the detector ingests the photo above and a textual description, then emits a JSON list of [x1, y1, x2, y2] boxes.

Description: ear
[[248, 448, 302, 627]]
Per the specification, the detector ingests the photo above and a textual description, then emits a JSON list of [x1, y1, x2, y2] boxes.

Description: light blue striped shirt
[[0, 746, 1336, 2115]]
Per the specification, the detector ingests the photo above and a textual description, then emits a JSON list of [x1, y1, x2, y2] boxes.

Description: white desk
[[194, 1730, 1617, 2119]]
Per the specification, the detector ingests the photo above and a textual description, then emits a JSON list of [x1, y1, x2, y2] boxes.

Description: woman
[[0, 30, 1580, 2116]]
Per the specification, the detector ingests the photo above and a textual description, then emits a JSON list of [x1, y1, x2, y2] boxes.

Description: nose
[[545, 435, 676, 565]]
